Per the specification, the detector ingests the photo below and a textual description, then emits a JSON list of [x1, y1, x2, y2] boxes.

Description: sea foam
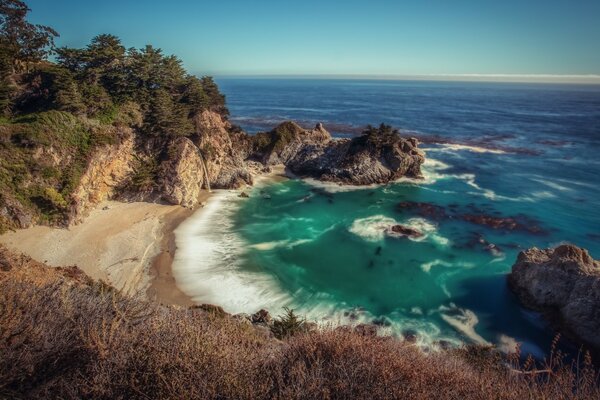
[[172, 191, 293, 314]]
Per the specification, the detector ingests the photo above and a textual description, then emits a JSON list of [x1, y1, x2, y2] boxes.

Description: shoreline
[[0, 167, 288, 308], [0, 200, 202, 304]]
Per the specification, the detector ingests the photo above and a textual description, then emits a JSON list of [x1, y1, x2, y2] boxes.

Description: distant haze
[[28, 0, 600, 83]]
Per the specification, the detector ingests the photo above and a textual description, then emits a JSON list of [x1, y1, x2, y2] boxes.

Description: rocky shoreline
[[508, 244, 600, 352]]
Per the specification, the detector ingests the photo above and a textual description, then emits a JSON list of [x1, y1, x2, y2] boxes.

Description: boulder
[[251, 309, 272, 324], [508, 244, 600, 350]]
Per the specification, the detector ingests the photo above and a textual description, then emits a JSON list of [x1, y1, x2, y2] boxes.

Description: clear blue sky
[[26, 0, 600, 80]]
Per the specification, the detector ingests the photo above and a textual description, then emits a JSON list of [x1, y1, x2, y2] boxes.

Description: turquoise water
[[231, 158, 567, 355], [176, 80, 600, 356]]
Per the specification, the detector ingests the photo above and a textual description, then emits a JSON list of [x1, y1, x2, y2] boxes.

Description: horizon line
[[211, 73, 600, 85]]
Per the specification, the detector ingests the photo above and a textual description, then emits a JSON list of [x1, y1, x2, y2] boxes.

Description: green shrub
[[271, 307, 306, 339], [42, 187, 68, 209]]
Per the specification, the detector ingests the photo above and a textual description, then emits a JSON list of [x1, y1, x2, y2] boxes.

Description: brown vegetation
[[1, 246, 598, 399]]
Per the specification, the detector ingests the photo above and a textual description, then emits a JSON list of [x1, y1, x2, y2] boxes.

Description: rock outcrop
[[194, 110, 253, 188], [508, 244, 600, 350], [287, 133, 424, 185], [252, 121, 331, 165], [157, 136, 207, 208], [253, 121, 425, 185], [70, 127, 135, 222]]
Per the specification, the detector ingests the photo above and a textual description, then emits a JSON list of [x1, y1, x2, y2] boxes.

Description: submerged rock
[[508, 244, 600, 350], [461, 214, 544, 234], [396, 201, 448, 220]]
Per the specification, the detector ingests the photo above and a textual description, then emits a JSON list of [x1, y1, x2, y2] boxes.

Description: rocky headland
[[508, 244, 600, 351], [2, 113, 426, 232]]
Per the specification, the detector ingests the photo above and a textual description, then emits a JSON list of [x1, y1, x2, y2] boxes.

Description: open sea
[[174, 79, 600, 357]]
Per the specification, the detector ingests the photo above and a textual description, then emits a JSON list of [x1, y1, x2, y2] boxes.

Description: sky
[[26, 0, 600, 82]]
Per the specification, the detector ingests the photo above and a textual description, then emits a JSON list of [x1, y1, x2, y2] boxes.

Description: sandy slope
[[0, 200, 191, 298]]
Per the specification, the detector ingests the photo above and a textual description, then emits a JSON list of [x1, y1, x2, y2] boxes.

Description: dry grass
[[1, 247, 598, 399]]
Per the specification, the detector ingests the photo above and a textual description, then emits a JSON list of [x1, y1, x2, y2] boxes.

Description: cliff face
[[157, 137, 206, 208], [1, 110, 426, 230], [508, 245, 600, 350], [194, 110, 253, 189], [70, 128, 135, 223]]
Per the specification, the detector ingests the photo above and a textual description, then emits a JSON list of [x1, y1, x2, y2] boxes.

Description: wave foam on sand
[[172, 191, 294, 314]]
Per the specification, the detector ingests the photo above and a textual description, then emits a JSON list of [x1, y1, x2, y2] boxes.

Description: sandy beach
[[0, 167, 286, 307], [0, 199, 202, 305]]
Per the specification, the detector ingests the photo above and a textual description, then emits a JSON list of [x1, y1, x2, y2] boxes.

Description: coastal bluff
[[1, 110, 426, 232], [508, 244, 600, 351]]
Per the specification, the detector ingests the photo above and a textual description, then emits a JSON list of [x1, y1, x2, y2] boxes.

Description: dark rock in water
[[375, 246, 382, 256], [396, 201, 448, 220], [239, 191, 250, 198], [461, 233, 503, 257], [402, 329, 418, 343], [387, 224, 424, 239], [354, 323, 379, 336], [435, 340, 453, 350], [251, 309, 272, 324], [462, 213, 545, 234], [508, 244, 600, 351], [372, 316, 392, 327], [367, 260, 375, 269]]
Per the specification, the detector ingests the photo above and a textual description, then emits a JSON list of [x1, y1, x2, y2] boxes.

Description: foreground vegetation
[[1, 246, 598, 399]]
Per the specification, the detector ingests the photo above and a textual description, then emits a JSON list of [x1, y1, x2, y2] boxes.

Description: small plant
[[271, 307, 306, 339]]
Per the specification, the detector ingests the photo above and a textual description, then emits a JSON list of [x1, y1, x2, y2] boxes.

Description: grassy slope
[[0, 246, 597, 399], [0, 111, 118, 231]]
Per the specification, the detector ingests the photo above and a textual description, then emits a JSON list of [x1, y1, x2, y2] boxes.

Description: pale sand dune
[[0, 200, 193, 300]]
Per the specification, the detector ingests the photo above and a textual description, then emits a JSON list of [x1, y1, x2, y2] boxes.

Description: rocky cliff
[[252, 121, 425, 185], [70, 127, 135, 223], [1, 110, 426, 231], [508, 244, 600, 350]]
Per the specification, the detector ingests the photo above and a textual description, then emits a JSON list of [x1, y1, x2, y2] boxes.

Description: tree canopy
[[0, 0, 58, 72], [1, 0, 228, 137]]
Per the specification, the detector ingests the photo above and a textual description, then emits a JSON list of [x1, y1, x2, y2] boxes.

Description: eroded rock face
[[70, 128, 135, 223], [286, 128, 425, 185], [194, 110, 253, 189], [508, 245, 600, 350], [252, 121, 332, 166], [158, 137, 206, 208]]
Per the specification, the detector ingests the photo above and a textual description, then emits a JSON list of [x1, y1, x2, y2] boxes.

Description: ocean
[[174, 78, 600, 357]]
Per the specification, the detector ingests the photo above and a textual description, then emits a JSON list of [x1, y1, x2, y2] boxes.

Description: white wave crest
[[172, 191, 294, 314], [349, 215, 397, 241], [348, 215, 450, 246], [440, 306, 490, 345], [425, 143, 507, 154]]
